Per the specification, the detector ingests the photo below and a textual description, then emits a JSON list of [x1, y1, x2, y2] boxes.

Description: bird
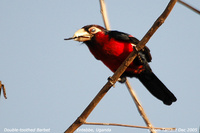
[[65, 24, 177, 105]]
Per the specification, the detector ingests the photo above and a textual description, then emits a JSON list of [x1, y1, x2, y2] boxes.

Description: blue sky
[[0, 0, 200, 133]]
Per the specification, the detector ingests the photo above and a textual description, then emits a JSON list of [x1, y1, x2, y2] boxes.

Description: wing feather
[[108, 30, 152, 62]]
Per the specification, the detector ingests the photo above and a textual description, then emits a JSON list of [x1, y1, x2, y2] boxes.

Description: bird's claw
[[107, 76, 127, 86], [118, 77, 127, 83], [107, 76, 115, 87], [131, 43, 139, 52]]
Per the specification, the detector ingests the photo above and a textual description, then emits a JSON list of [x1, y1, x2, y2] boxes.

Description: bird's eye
[[91, 28, 96, 32]]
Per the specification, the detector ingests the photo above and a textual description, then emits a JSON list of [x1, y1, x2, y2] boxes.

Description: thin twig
[[136, 0, 177, 51], [99, 0, 110, 30], [178, 0, 200, 14], [0, 81, 7, 99], [125, 79, 156, 133], [100, 0, 157, 131], [100, 1, 156, 132], [84, 121, 176, 131], [65, 0, 177, 132]]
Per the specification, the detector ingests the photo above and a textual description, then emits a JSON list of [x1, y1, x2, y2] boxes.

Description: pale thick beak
[[64, 28, 92, 42]]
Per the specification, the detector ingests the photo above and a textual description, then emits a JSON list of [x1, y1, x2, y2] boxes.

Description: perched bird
[[65, 24, 177, 105]]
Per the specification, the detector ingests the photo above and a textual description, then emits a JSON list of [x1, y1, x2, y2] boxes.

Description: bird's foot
[[118, 77, 127, 83], [107, 76, 115, 87]]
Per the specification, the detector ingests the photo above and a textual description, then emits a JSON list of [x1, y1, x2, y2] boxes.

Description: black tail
[[138, 71, 177, 105]]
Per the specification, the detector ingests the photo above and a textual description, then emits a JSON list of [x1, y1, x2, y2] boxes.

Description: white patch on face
[[72, 26, 103, 42], [88, 27, 102, 35]]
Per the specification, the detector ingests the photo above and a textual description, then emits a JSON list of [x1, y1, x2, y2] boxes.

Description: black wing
[[108, 30, 152, 62], [108, 31, 139, 44]]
